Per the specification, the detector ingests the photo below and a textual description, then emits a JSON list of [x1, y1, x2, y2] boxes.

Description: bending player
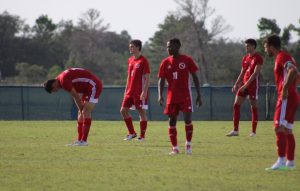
[[43, 68, 102, 146]]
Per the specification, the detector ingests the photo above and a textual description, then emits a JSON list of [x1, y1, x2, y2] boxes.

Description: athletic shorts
[[236, 85, 258, 100], [273, 97, 299, 129], [164, 100, 193, 116], [81, 80, 102, 104], [121, 95, 148, 110]]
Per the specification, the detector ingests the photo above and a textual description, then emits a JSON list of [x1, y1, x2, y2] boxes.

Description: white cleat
[[169, 148, 179, 155], [265, 158, 286, 170], [123, 134, 137, 141], [226, 130, 239, 137], [249, 132, 256, 137], [286, 160, 296, 170], [185, 144, 192, 155]]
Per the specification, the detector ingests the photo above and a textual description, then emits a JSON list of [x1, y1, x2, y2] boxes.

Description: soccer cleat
[[249, 132, 256, 137], [285, 160, 296, 170], [79, 141, 88, 146], [169, 148, 179, 155], [185, 144, 192, 155], [226, 131, 239, 137], [123, 133, 137, 141], [265, 158, 286, 171], [136, 137, 145, 142]]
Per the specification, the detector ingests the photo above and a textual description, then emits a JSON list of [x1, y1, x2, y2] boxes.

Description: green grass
[[0, 121, 299, 191]]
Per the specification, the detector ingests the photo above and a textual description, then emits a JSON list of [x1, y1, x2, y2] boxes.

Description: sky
[[1, 0, 299, 42]]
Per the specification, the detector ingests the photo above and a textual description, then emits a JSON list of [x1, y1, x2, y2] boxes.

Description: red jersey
[[56, 68, 102, 93], [158, 54, 199, 104], [125, 55, 150, 97], [274, 51, 298, 99], [242, 53, 263, 86]]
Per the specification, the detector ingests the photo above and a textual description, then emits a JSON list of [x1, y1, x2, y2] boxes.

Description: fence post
[[210, 86, 213, 120], [148, 88, 152, 121], [265, 84, 270, 120], [20, 86, 25, 120]]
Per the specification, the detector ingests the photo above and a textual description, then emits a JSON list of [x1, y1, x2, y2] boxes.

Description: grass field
[[0, 121, 299, 191]]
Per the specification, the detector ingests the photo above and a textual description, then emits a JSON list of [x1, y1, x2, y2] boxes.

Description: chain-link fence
[[0, 85, 299, 121]]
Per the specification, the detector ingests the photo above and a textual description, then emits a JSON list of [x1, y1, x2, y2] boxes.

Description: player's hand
[[232, 85, 238, 93], [140, 91, 146, 101], [158, 96, 164, 106], [196, 95, 202, 108]]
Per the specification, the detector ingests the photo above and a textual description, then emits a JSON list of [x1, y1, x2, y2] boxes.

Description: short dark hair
[[43, 79, 56, 93], [130, 40, 142, 51], [169, 38, 181, 48], [245, 38, 257, 49], [264, 34, 281, 49]]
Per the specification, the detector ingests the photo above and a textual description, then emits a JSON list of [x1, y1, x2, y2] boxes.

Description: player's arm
[[69, 88, 84, 111], [232, 68, 246, 93], [282, 63, 299, 99], [241, 65, 262, 89], [191, 72, 202, 107], [140, 73, 150, 100], [123, 73, 130, 96], [158, 78, 165, 106]]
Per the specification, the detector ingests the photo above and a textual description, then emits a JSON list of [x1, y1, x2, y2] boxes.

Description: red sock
[[233, 104, 240, 131], [124, 117, 136, 135], [286, 134, 295, 160], [185, 123, 193, 142], [82, 118, 91, 142], [251, 106, 258, 133], [168, 126, 177, 147], [77, 121, 83, 141], [276, 132, 286, 157], [140, 121, 147, 138]]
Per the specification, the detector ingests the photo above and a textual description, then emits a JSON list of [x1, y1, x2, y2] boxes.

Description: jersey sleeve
[[158, 60, 166, 78], [256, 54, 264, 65], [143, 58, 150, 74], [188, 57, 199, 73]]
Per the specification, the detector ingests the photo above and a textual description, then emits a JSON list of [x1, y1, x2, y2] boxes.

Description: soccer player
[[120, 40, 150, 141], [158, 38, 202, 155], [43, 68, 103, 146], [226, 39, 263, 137], [264, 35, 299, 170]]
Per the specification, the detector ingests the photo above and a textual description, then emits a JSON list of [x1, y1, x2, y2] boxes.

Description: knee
[[169, 116, 177, 126]]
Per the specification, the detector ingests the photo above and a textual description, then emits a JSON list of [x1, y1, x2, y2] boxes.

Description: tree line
[[0, 0, 299, 86]]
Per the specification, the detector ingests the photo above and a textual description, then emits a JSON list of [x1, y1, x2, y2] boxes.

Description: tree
[[0, 11, 24, 78], [47, 65, 63, 79], [32, 15, 57, 40], [173, 0, 231, 85], [78, 9, 109, 31], [14, 62, 47, 84]]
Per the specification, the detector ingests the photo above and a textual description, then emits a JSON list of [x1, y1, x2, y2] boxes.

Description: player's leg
[[183, 112, 193, 154], [77, 110, 84, 142], [249, 99, 258, 136], [284, 98, 298, 169], [137, 108, 147, 141], [168, 115, 179, 155], [266, 99, 287, 170], [120, 96, 136, 140], [285, 128, 296, 169], [80, 101, 96, 145], [227, 93, 245, 136]]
